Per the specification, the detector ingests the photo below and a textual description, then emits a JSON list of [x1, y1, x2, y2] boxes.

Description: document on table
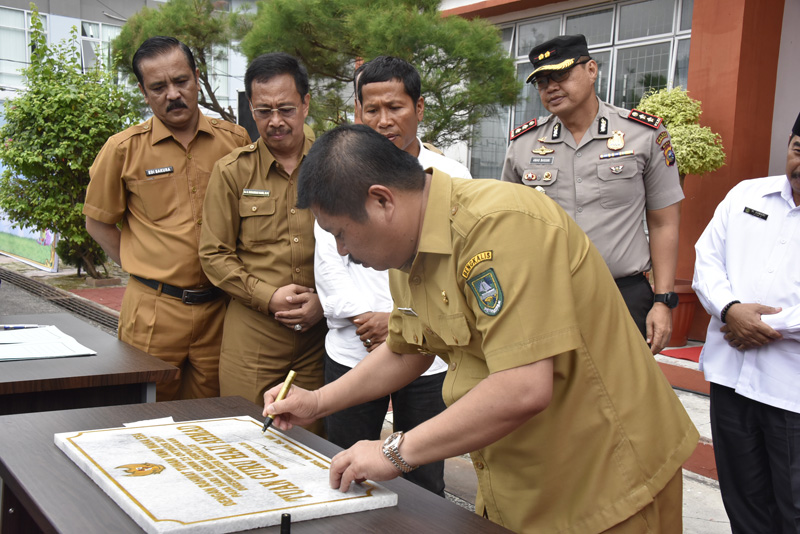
[[0, 325, 97, 361]]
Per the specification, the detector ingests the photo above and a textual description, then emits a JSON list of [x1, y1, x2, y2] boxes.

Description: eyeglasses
[[532, 59, 590, 90], [250, 105, 298, 120]]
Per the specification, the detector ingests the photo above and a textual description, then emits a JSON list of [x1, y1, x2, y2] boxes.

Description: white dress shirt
[[314, 143, 471, 373], [693, 175, 800, 413]]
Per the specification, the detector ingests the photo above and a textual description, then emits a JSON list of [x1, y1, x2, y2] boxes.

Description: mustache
[[166, 100, 188, 112], [267, 127, 290, 137]]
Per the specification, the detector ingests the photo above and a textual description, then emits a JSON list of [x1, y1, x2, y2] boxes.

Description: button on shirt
[[693, 175, 800, 413]]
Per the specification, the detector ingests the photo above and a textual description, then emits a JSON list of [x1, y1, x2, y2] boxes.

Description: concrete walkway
[[0, 255, 731, 532]]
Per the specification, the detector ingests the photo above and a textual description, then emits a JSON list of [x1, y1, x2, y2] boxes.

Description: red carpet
[[660, 345, 701, 363], [70, 287, 125, 312]]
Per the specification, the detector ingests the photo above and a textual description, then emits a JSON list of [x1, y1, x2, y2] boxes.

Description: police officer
[[85, 37, 250, 400], [502, 34, 683, 354]]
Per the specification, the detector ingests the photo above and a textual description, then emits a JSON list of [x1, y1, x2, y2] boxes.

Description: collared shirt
[[199, 133, 316, 313], [386, 171, 697, 533], [693, 175, 800, 413], [84, 114, 250, 287], [314, 149, 471, 373], [501, 98, 683, 278]]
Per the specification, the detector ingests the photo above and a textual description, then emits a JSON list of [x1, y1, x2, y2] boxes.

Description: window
[[469, 0, 691, 179], [80, 21, 120, 72], [207, 45, 231, 111], [0, 7, 47, 88]]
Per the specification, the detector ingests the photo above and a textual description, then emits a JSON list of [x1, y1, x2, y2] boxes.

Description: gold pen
[[262, 370, 297, 432]]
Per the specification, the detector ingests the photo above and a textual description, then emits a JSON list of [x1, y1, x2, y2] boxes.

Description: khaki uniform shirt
[[387, 171, 698, 534], [501, 99, 683, 279], [84, 114, 250, 287], [199, 133, 316, 312]]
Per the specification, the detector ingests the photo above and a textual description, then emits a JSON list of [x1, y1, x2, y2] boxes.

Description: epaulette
[[509, 118, 538, 141], [627, 109, 663, 129]]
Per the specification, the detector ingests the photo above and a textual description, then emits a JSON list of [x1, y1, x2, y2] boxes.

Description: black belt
[[132, 275, 223, 305], [614, 272, 647, 289]]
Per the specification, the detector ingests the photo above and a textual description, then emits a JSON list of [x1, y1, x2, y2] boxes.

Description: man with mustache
[[501, 34, 683, 355], [84, 36, 250, 400], [692, 112, 800, 533], [199, 53, 325, 435]]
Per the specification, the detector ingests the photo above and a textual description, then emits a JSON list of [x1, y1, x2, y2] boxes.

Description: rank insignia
[[468, 268, 503, 316], [462, 250, 493, 279], [552, 123, 562, 140], [509, 118, 538, 141], [609, 165, 624, 174], [628, 109, 663, 129], [523, 171, 537, 182], [664, 147, 676, 166], [543, 171, 552, 181], [598, 117, 608, 135], [531, 146, 554, 155], [607, 130, 625, 151], [656, 131, 669, 146]]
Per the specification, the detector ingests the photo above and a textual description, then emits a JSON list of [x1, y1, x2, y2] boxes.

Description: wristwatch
[[382, 431, 417, 473], [654, 292, 679, 309]]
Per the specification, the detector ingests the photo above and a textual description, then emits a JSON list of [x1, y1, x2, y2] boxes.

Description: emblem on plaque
[[117, 463, 166, 477], [607, 130, 625, 150], [531, 146, 554, 155]]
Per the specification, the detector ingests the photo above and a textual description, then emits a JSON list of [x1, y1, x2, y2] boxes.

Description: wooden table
[[0, 396, 511, 533], [0, 313, 177, 415]]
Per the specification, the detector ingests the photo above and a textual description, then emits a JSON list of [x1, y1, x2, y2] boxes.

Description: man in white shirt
[[692, 111, 800, 533], [314, 56, 471, 496]]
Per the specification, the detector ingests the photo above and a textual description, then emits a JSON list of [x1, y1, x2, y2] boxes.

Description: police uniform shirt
[[501, 98, 683, 279], [386, 170, 698, 533], [84, 114, 250, 287], [199, 132, 316, 313]]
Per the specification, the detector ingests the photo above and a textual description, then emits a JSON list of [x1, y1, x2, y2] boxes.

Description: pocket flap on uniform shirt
[[239, 196, 276, 217], [440, 313, 472, 346], [521, 168, 558, 187], [597, 160, 637, 181], [400, 314, 423, 347]]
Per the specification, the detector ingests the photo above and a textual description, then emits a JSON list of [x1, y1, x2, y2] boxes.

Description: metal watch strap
[[382, 431, 417, 474]]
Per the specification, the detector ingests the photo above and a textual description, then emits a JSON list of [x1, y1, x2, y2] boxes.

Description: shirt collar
[[256, 125, 314, 170], [778, 176, 798, 208], [149, 110, 209, 145], [416, 169, 454, 256]]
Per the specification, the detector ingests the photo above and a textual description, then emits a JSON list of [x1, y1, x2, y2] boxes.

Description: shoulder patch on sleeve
[[509, 118, 538, 141], [627, 109, 663, 129]]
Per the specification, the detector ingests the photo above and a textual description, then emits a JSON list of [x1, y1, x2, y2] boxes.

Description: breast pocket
[[596, 159, 640, 208], [238, 196, 277, 245], [129, 174, 180, 225]]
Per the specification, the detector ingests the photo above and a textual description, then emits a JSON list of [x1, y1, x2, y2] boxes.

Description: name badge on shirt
[[397, 307, 418, 317], [744, 207, 768, 220], [529, 156, 554, 165], [243, 189, 270, 197], [145, 166, 174, 177]]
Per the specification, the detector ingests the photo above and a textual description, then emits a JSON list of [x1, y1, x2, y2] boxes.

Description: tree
[[112, 0, 251, 123], [0, 7, 143, 278], [241, 0, 519, 147]]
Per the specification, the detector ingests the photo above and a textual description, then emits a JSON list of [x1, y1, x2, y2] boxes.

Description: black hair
[[297, 124, 425, 222], [132, 36, 196, 88], [353, 62, 366, 104], [245, 52, 309, 101], [356, 56, 421, 105]]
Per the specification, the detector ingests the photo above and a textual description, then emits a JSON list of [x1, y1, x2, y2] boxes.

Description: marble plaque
[[55, 416, 397, 533]]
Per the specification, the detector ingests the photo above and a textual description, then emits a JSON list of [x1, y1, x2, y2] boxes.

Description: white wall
[[768, 0, 800, 176]]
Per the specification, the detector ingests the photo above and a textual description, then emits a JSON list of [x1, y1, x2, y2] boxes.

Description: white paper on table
[[0, 325, 97, 361]]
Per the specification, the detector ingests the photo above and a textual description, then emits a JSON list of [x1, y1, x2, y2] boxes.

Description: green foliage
[[638, 87, 725, 180], [0, 6, 143, 278], [241, 0, 520, 147], [112, 0, 250, 123]]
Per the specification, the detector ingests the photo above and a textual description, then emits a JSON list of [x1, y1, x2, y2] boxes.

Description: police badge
[[607, 130, 625, 150]]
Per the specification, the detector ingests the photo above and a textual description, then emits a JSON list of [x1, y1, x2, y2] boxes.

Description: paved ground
[[0, 255, 732, 532]]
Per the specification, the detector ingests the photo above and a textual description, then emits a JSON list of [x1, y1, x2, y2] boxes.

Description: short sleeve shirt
[[199, 134, 316, 313], [501, 99, 683, 278], [387, 171, 698, 533], [84, 114, 250, 287]]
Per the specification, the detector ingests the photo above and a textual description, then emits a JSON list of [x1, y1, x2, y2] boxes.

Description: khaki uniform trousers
[[119, 277, 225, 401], [220, 298, 326, 436]]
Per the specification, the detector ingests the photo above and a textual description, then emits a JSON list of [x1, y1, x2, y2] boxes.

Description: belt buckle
[[181, 289, 207, 305]]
